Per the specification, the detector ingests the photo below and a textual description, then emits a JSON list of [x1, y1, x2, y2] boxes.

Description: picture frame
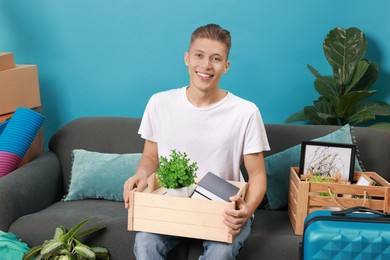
[[299, 141, 356, 183]]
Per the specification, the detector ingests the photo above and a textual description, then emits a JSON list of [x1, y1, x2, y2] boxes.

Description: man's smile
[[196, 72, 214, 80]]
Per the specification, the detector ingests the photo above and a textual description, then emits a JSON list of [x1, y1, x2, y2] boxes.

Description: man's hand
[[123, 140, 159, 209], [123, 174, 148, 209], [222, 194, 250, 235]]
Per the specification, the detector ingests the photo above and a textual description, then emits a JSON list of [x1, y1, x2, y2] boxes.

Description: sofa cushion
[[48, 117, 144, 194], [265, 124, 363, 210], [63, 149, 141, 201]]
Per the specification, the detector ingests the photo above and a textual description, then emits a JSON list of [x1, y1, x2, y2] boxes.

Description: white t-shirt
[[138, 87, 270, 181]]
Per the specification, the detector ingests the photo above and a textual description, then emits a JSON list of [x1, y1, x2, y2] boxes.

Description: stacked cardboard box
[[0, 53, 16, 71], [0, 53, 43, 166], [0, 53, 41, 115]]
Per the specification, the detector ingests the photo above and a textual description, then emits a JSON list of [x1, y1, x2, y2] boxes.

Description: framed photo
[[299, 141, 356, 183]]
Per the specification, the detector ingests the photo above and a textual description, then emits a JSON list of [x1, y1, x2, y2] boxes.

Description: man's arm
[[223, 152, 267, 234], [242, 152, 267, 215], [123, 140, 159, 208]]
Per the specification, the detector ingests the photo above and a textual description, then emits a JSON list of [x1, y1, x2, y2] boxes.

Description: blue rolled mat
[[0, 108, 44, 158], [0, 121, 8, 135]]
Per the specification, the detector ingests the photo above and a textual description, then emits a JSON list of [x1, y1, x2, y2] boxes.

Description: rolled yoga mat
[[0, 152, 22, 178], [0, 108, 44, 177], [0, 121, 8, 135]]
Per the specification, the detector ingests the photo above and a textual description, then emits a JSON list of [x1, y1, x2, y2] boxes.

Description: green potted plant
[[23, 217, 110, 260], [286, 27, 390, 131], [156, 149, 198, 197]]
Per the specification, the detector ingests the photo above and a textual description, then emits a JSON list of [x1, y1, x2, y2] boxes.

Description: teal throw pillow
[[63, 149, 141, 201], [265, 124, 363, 210]]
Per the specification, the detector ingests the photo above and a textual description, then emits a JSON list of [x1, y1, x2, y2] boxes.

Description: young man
[[123, 24, 270, 259]]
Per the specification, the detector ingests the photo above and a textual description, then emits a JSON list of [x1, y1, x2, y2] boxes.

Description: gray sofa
[[1, 117, 390, 259]]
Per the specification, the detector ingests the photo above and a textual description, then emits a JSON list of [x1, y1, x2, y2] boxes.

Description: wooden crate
[[128, 173, 247, 243], [288, 167, 390, 235]]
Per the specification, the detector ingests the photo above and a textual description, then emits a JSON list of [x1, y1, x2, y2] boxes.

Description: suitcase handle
[[331, 206, 390, 217]]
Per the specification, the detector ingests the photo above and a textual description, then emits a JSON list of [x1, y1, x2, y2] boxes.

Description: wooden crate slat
[[134, 192, 229, 213], [308, 195, 385, 209], [134, 205, 225, 228], [133, 219, 232, 243], [309, 182, 387, 197]]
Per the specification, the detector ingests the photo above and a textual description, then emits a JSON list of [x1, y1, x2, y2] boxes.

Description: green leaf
[[307, 64, 322, 79], [343, 60, 370, 93], [347, 102, 390, 125], [303, 106, 328, 125], [54, 226, 66, 241], [33, 254, 44, 260], [58, 248, 72, 256], [91, 246, 110, 260], [304, 99, 338, 125], [58, 255, 72, 260], [335, 90, 376, 116], [74, 244, 95, 259], [284, 110, 308, 123], [74, 226, 106, 239], [313, 75, 340, 105], [41, 240, 64, 255], [23, 245, 43, 260], [63, 218, 94, 242], [348, 61, 378, 92], [323, 27, 367, 86]]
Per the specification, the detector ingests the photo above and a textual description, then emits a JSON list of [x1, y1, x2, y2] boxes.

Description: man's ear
[[224, 60, 231, 73], [184, 51, 189, 66]]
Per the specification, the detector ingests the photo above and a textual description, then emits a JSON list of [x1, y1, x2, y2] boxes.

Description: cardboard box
[[128, 174, 247, 243], [0, 106, 44, 166], [288, 167, 390, 235], [0, 65, 41, 115], [0, 53, 16, 71]]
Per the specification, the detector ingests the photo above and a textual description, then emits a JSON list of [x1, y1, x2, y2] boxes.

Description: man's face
[[184, 38, 230, 92]]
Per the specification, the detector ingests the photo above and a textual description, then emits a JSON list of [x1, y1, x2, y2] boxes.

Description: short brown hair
[[190, 24, 231, 55]]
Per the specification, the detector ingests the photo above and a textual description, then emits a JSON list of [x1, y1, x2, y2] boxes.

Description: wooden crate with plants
[[127, 150, 247, 243], [127, 174, 247, 243], [288, 167, 390, 235]]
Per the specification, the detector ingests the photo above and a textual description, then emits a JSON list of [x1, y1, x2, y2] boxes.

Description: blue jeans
[[134, 217, 253, 260]]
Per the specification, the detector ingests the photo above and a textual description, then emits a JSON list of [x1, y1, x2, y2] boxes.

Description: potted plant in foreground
[[23, 217, 110, 260], [156, 149, 198, 197]]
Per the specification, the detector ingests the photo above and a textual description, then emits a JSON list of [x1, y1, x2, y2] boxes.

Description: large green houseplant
[[286, 27, 390, 131]]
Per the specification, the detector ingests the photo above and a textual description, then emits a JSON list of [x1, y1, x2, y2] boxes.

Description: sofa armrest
[[0, 152, 62, 231]]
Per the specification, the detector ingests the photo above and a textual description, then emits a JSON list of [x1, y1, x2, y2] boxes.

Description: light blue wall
[[1, 0, 390, 147]]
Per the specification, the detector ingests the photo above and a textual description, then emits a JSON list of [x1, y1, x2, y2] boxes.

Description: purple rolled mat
[[0, 151, 22, 177]]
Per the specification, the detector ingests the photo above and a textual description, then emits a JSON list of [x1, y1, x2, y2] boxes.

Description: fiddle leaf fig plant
[[23, 217, 110, 260], [156, 149, 198, 189], [286, 27, 390, 131]]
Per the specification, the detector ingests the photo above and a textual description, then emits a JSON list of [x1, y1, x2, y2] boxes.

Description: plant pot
[[165, 186, 194, 197]]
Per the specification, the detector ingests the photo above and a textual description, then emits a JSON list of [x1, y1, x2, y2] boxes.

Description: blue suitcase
[[300, 206, 390, 259]]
